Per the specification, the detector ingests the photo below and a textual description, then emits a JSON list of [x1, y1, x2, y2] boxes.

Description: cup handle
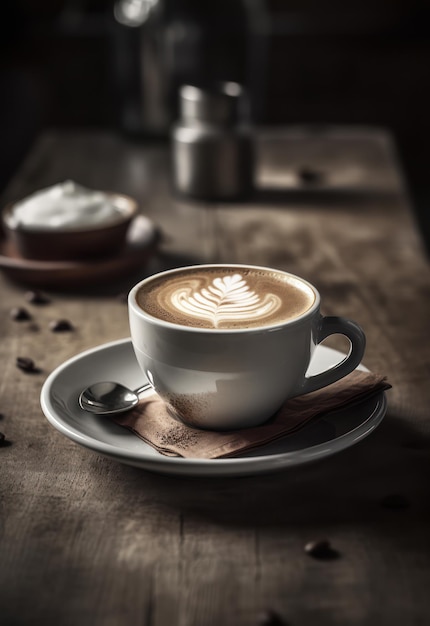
[[301, 316, 366, 395]]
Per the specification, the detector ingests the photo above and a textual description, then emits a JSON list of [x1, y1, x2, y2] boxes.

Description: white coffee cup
[[128, 264, 366, 430]]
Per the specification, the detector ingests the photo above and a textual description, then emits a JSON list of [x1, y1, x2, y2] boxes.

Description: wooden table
[[1, 127, 429, 626]]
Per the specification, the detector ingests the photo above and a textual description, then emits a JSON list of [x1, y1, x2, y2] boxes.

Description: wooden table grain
[[1, 127, 430, 626]]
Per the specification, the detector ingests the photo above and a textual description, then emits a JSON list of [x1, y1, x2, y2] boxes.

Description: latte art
[[172, 273, 281, 328], [136, 266, 316, 330]]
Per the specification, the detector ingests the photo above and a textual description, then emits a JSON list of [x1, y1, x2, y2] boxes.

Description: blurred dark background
[[1, 0, 430, 246]]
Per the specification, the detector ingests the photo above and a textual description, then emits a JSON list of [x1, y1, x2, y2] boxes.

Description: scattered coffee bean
[[380, 494, 410, 510], [304, 539, 339, 560], [0, 412, 4, 420], [0, 433, 11, 447], [297, 167, 323, 185], [257, 609, 286, 626], [16, 356, 39, 373], [25, 290, 50, 305], [10, 307, 32, 321], [49, 319, 74, 332]]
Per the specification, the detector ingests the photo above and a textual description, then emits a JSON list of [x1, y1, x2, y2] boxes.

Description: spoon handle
[[134, 382, 153, 396]]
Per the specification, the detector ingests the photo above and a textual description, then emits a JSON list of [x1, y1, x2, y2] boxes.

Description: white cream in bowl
[[8, 181, 126, 231]]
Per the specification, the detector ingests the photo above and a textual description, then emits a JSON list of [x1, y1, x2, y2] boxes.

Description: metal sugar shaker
[[171, 82, 255, 200]]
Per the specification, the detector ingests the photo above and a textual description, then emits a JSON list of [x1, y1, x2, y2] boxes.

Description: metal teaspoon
[[79, 381, 152, 415]]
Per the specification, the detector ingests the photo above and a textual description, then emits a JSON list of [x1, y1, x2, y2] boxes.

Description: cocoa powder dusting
[[164, 393, 213, 429], [156, 424, 199, 449]]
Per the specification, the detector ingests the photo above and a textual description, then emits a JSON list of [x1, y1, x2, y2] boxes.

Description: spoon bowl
[[79, 381, 152, 415]]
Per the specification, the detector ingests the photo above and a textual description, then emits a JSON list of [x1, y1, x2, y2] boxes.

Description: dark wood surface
[[1, 127, 429, 626]]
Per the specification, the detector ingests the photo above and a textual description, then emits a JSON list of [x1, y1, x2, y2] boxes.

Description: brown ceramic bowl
[[2, 192, 138, 262]]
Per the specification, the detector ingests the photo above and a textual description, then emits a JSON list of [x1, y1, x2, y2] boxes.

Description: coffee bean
[[10, 307, 32, 321], [0, 432, 11, 447], [25, 290, 50, 305], [16, 356, 39, 373], [380, 494, 410, 510], [257, 609, 286, 626], [304, 539, 339, 560], [297, 167, 323, 185], [49, 319, 74, 332]]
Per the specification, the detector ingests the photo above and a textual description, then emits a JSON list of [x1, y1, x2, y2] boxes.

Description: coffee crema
[[136, 267, 316, 329]]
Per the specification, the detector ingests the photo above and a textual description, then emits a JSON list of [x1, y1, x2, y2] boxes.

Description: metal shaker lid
[[179, 82, 244, 125]]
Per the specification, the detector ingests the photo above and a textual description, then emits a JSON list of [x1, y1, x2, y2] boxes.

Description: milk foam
[[171, 273, 281, 328], [136, 267, 316, 330]]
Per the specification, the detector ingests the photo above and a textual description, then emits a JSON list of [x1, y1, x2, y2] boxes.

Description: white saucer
[[40, 338, 387, 477]]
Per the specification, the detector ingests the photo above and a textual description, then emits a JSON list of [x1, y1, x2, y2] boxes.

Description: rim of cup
[[128, 264, 321, 334]]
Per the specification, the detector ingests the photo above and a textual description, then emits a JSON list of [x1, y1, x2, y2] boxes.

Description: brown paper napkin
[[112, 370, 390, 459]]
